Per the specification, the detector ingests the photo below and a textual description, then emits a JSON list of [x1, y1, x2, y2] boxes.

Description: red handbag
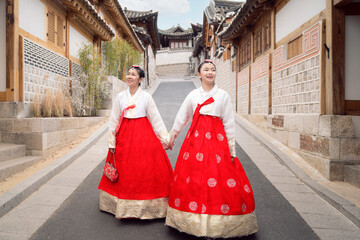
[[103, 152, 118, 182]]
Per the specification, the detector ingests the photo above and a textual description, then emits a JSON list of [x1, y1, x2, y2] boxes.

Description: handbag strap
[[110, 151, 116, 168]]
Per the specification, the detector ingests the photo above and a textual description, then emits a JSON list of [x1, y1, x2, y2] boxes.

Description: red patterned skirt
[[166, 115, 257, 237]]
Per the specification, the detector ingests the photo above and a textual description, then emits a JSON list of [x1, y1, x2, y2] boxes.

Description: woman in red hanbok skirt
[[98, 65, 173, 219], [166, 60, 258, 238]]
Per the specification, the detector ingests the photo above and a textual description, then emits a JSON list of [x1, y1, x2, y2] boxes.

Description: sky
[[118, 0, 223, 30]]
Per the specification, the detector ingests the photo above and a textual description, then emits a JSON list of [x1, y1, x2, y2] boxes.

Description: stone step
[[0, 156, 42, 181], [0, 143, 27, 162], [344, 165, 360, 189]]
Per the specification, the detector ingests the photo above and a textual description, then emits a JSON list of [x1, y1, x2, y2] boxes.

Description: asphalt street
[[30, 81, 319, 240]]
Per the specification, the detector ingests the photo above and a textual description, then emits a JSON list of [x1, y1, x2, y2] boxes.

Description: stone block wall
[[0, 117, 107, 157], [251, 54, 269, 115], [272, 22, 321, 114], [156, 63, 189, 78], [23, 38, 70, 103], [213, 58, 236, 109], [241, 113, 360, 181], [238, 66, 250, 114]]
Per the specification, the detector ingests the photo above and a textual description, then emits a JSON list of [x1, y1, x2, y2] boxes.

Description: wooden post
[[325, 0, 346, 115], [6, 0, 19, 102]]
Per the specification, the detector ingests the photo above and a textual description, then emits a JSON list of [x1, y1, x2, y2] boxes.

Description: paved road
[[30, 81, 319, 240]]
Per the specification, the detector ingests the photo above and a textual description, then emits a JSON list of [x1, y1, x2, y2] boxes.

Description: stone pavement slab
[[0, 132, 108, 240]]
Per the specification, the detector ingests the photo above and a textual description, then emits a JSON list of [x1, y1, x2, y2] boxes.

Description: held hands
[[109, 148, 115, 153], [167, 129, 178, 151]]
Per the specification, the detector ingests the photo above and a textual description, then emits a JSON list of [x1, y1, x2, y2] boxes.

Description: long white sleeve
[[171, 94, 193, 135], [147, 96, 168, 143], [108, 94, 122, 148], [221, 93, 236, 157]]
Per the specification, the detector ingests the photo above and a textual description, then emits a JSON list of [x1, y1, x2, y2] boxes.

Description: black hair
[[197, 59, 216, 73], [130, 65, 145, 78]]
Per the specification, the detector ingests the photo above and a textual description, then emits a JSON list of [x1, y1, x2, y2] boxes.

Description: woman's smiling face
[[198, 63, 216, 84], [126, 68, 142, 88]]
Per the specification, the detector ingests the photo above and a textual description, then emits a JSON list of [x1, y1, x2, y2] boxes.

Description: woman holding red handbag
[[98, 65, 172, 219], [165, 60, 258, 238]]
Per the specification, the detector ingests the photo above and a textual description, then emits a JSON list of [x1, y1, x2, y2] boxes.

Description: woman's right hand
[[109, 148, 115, 153]]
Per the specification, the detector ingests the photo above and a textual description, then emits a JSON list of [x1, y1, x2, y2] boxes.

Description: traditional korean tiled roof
[[219, 0, 273, 40], [123, 9, 160, 50], [123, 9, 158, 20], [159, 25, 193, 38], [204, 0, 243, 24], [101, 0, 145, 52], [59, 0, 115, 41]]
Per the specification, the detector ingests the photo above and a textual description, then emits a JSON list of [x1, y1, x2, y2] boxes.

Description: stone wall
[[156, 63, 189, 78], [23, 38, 69, 103], [251, 54, 270, 115], [238, 66, 250, 114], [272, 22, 322, 114], [213, 58, 236, 109], [0, 116, 108, 157]]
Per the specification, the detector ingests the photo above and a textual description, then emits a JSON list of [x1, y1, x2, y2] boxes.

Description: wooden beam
[[325, 0, 345, 115], [18, 35, 23, 102], [345, 100, 360, 115], [6, 0, 19, 101], [333, 0, 352, 7]]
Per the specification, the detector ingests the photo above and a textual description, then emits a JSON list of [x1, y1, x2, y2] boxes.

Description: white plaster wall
[[0, 0, 6, 91], [147, 46, 157, 86], [276, 0, 325, 42], [69, 25, 92, 59], [19, 0, 45, 40], [345, 15, 360, 100], [156, 49, 192, 65]]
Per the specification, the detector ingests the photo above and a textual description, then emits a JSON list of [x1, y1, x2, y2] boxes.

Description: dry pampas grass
[[53, 87, 64, 117], [42, 88, 53, 117], [33, 90, 41, 117]]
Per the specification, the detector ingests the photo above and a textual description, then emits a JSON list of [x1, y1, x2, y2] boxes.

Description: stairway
[[0, 143, 42, 181]]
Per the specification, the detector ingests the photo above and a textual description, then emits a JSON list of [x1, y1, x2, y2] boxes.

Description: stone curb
[[235, 115, 360, 229], [0, 123, 108, 218]]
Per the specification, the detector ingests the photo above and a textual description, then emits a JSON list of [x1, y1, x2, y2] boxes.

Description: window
[[254, 20, 271, 59], [47, 7, 66, 50], [287, 35, 302, 59], [239, 39, 251, 70]]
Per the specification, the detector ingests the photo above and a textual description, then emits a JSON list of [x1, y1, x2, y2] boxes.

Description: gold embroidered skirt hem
[[165, 206, 258, 238], [99, 190, 168, 219]]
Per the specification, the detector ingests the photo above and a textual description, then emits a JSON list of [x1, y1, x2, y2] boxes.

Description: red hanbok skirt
[[98, 117, 173, 200], [168, 115, 255, 215]]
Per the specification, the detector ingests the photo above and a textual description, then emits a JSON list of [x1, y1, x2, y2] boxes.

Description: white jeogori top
[[108, 87, 168, 148], [171, 84, 236, 157]]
